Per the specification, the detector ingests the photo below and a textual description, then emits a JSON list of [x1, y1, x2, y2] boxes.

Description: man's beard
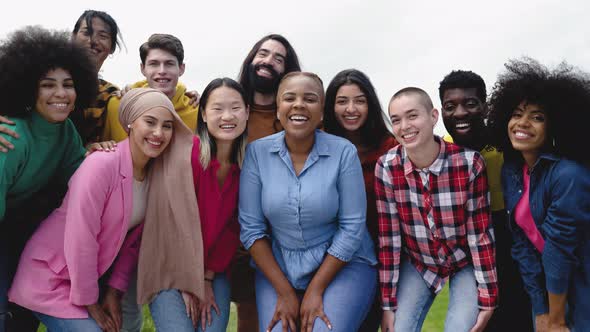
[[248, 63, 282, 94]]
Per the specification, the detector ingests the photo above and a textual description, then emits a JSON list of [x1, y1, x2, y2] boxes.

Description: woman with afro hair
[[489, 58, 590, 331], [0, 26, 97, 331], [0, 10, 124, 152]]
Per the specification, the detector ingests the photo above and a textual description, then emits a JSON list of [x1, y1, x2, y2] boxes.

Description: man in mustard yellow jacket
[[102, 33, 198, 332], [102, 33, 198, 143]]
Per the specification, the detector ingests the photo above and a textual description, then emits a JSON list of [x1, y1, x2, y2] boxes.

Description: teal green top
[[0, 111, 86, 221]]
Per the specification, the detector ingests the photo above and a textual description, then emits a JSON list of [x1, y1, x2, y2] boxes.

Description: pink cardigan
[[8, 139, 142, 319]]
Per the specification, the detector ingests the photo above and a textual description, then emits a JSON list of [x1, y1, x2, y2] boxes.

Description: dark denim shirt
[[502, 153, 590, 328]]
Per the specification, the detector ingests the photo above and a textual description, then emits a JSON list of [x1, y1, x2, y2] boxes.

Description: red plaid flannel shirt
[[375, 138, 497, 311]]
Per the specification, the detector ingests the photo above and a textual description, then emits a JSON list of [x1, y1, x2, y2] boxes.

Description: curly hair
[[488, 57, 590, 163], [324, 69, 392, 149], [0, 26, 98, 118], [438, 70, 487, 103]]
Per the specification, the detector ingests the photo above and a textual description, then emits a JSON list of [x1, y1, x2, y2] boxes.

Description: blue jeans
[[33, 311, 102, 332], [149, 273, 231, 332], [393, 259, 479, 332], [256, 262, 376, 332], [120, 270, 142, 332]]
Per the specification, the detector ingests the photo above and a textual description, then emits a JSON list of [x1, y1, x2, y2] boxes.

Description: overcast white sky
[[2, 0, 589, 135]]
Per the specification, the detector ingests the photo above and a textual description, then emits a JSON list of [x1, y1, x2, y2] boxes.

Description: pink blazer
[[8, 139, 143, 319]]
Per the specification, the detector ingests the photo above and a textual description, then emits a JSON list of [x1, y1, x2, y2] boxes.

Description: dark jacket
[[502, 153, 590, 329]]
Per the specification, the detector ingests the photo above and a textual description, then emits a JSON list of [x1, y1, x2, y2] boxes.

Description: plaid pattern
[[375, 138, 497, 311], [70, 79, 119, 145]]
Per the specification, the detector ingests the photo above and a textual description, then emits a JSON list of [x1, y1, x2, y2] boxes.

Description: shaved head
[[390, 87, 434, 111]]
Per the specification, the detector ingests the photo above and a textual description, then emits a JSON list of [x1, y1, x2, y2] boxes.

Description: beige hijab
[[118, 88, 204, 304]]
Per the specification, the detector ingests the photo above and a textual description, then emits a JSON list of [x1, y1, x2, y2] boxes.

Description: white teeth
[[155, 78, 170, 83], [147, 139, 161, 146], [220, 124, 236, 129], [514, 131, 531, 138], [50, 103, 68, 107], [456, 122, 470, 128], [289, 115, 308, 121], [344, 116, 359, 120], [402, 132, 418, 139]]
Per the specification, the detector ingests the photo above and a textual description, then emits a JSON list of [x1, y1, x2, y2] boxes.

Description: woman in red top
[[149, 78, 249, 332], [323, 69, 397, 332]]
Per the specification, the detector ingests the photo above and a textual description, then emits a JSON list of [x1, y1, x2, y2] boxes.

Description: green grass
[[39, 286, 448, 331]]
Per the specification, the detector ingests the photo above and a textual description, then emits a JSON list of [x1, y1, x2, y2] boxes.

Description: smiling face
[[508, 101, 547, 162], [277, 75, 324, 141], [333, 83, 369, 132], [35, 68, 77, 123], [248, 39, 287, 93], [129, 107, 174, 161], [441, 88, 486, 146], [202, 86, 249, 143], [72, 17, 113, 72], [389, 93, 438, 152], [141, 48, 185, 99]]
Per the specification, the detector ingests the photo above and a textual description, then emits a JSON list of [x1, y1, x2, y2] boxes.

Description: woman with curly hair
[[489, 58, 590, 331], [0, 26, 98, 331], [0, 10, 123, 151], [323, 69, 397, 331]]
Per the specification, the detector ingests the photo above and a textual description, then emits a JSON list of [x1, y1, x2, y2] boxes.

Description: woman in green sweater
[[0, 26, 97, 332]]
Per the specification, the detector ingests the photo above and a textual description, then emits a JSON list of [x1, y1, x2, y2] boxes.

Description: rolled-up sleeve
[[327, 145, 367, 262], [239, 144, 269, 250], [375, 155, 402, 311]]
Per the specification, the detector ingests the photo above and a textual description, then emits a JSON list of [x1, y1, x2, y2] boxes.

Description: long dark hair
[[324, 69, 392, 149], [72, 10, 123, 54], [237, 34, 301, 105], [197, 78, 249, 168]]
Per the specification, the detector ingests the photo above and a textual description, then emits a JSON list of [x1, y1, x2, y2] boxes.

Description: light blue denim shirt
[[239, 130, 377, 289]]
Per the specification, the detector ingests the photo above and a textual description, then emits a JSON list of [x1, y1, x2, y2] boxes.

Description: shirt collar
[[269, 130, 331, 157], [401, 136, 446, 176]]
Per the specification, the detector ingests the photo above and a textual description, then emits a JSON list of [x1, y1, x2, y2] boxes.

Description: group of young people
[[0, 8, 588, 332]]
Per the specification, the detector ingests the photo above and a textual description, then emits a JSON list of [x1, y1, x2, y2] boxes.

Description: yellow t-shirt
[[443, 134, 504, 211], [102, 81, 198, 142]]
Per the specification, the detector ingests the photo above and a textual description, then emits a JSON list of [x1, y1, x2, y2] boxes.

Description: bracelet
[[204, 277, 214, 283]]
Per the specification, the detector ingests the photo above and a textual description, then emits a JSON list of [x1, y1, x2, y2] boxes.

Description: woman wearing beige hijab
[[9, 88, 203, 332]]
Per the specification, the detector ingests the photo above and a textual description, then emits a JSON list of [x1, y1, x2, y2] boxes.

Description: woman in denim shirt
[[239, 72, 377, 332], [489, 58, 590, 332]]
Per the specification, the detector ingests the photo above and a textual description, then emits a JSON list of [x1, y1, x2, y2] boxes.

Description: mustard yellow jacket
[[102, 81, 198, 142]]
